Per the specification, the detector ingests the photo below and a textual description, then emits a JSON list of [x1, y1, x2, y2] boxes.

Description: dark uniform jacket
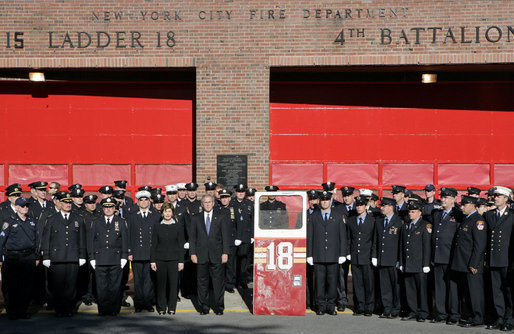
[[341, 203, 356, 218], [0, 214, 39, 258], [399, 218, 432, 273], [423, 199, 441, 223], [307, 208, 347, 263], [431, 206, 462, 265], [484, 207, 514, 268], [372, 214, 402, 267], [450, 211, 487, 273], [189, 211, 231, 264], [127, 209, 160, 261], [88, 215, 129, 266], [150, 220, 186, 262], [28, 200, 55, 223], [41, 212, 87, 262], [233, 198, 254, 244], [347, 214, 375, 265], [259, 200, 288, 229], [217, 204, 237, 244], [395, 202, 410, 223]]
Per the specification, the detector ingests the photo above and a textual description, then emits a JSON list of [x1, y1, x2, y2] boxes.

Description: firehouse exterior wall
[[1, 1, 514, 190]]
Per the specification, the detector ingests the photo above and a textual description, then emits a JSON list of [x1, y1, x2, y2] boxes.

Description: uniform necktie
[[397, 205, 400, 212], [143, 212, 147, 219], [206, 213, 211, 235], [64, 214, 68, 221], [497, 211, 501, 219], [409, 222, 414, 231], [107, 217, 111, 225], [324, 212, 328, 221], [347, 206, 351, 212], [359, 217, 363, 226], [384, 217, 388, 228], [42, 202, 46, 209], [441, 211, 448, 220]]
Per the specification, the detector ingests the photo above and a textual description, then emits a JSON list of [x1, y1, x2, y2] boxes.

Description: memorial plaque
[[217, 155, 248, 190]]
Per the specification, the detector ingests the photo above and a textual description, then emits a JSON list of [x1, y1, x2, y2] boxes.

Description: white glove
[[423, 266, 430, 274], [121, 258, 127, 269], [399, 265, 403, 272], [346, 255, 351, 261], [43, 259, 51, 268], [184, 242, 190, 250], [251, 238, 254, 244], [79, 259, 86, 266], [338, 256, 346, 264], [371, 258, 378, 267], [235, 239, 242, 246], [90, 260, 96, 270], [306, 257, 314, 266]]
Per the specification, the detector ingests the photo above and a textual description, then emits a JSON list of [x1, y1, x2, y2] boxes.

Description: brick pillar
[[195, 61, 269, 190]]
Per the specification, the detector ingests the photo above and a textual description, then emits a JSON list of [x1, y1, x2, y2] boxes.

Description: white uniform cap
[[176, 183, 187, 190], [494, 186, 512, 197], [165, 185, 178, 193], [136, 190, 151, 200], [359, 189, 373, 197]]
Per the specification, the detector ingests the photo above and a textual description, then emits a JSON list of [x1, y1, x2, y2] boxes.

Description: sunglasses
[[19, 204, 30, 208]]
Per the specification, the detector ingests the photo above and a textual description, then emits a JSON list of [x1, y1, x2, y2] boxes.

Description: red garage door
[[270, 81, 514, 198], [0, 81, 194, 200]]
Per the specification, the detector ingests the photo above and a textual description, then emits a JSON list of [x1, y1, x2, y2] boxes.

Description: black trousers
[[181, 254, 197, 297], [197, 262, 225, 312], [351, 264, 374, 313], [378, 266, 400, 315], [48, 262, 79, 314], [336, 261, 349, 307], [403, 272, 428, 319], [306, 262, 316, 309], [314, 263, 338, 312], [132, 261, 155, 309], [2, 252, 36, 317], [76, 261, 89, 301], [155, 260, 179, 312], [95, 265, 123, 315], [489, 267, 512, 324], [225, 245, 237, 289], [449, 270, 484, 324], [433, 264, 456, 320], [237, 243, 251, 285]]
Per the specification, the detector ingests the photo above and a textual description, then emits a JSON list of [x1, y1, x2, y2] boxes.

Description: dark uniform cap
[[488, 187, 496, 196], [477, 198, 488, 206], [152, 193, 165, 203], [322, 182, 336, 191], [204, 182, 217, 190], [467, 187, 481, 196], [54, 191, 68, 200], [151, 188, 163, 196], [424, 184, 436, 192], [138, 186, 153, 192], [68, 183, 82, 191], [234, 184, 247, 193], [185, 183, 198, 191], [99, 185, 114, 194], [246, 187, 257, 196], [340, 186, 355, 196], [70, 188, 85, 198], [392, 185, 406, 194], [460, 195, 478, 205], [440, 187, 458, 197], [408, 193, 424, 202], [380, 197, 396, 206], [113, 190, 126, 199], [307, 190, 320, 200], [371, 193, 378, 201], [355, 196, 368, 206], [408, 201, 423, 211], [404, 189, 411, 196], [114, 180, 127, 189], [60, 193, 73, 203], [15, 197, 30, 206], [319, 191, 333, 201], [218, 189, 232, 198], [31, 181, 48, 190], [265, 185, 279, 192], [101, 197, 117, 207], [5, 184, 22, 196], [83, 194, 98, 204]]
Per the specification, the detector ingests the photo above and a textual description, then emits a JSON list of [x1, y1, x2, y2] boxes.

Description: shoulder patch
[[426, 224, 432, 233], [2, 222, 9, 230], [476, 220, 485, 231]]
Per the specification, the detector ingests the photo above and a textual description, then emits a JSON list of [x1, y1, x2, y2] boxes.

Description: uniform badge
[[115, 221, 119, 231], [394, 227, 398, 234], [12, 224, 18, 228], [230, 207, 235, 220], [426, 224, 432, 233], [476, 220, 485, 231], [416, 231, 420, 235], [30, 221, 36, 226], [389, 228, 393, 234], [2, 222, 9, 231], [199, 206, 203, 213], [75, 221, 79, 228]]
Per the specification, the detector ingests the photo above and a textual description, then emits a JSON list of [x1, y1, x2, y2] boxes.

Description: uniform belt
[[5, 248, 35, 256]]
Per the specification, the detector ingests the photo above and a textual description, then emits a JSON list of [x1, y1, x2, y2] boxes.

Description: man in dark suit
[[27, 181, 55, 223], [259, 185, 288, 229], [449, 195, 487, 327], [372, 197, 402, 319], [392, 185, 409, 223], [347, 196, 375, 316], [430, 187, 462, 324], [307, 191, 347, 315], [484, 186, 514, 331], [114, 180, 134, 209], [337, 186, 355, 311], [189, 194, 230, 315]]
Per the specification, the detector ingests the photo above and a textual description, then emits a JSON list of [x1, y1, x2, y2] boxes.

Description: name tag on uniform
[[30, 221, 36, 226], [415, 231, 420, 235], [75, 221, 79, 228], [115, 221, 119, 231]]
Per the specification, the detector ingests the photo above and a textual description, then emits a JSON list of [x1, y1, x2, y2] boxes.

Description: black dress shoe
[[327, 310, 337, 316], [215, 311, 223, 315], [200, 309, 209, 315], [316, 310, 325, 315], [134, 308, 143, 313], [364, 312, 372, 317], [487, 322, 503, 330], [431, 317, 446, 323], [122, 301, 131, 307], [460, 322, 483, 328], [337, 305, 346, 312], [146, 307, 154, 312], [401, 316, 417, 321], [501, 323, 514, 331], [239, 282, 249, 289], [379, 313, 390, 319], [388, 314, 398, 319], [417, 318, 426, 322], [226, 288, 235, 293], [446, 319, 458, 325], [353, 311, 363, 316]]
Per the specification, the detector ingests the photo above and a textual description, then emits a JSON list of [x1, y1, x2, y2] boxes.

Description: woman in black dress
[[150, 202, 185, 315]]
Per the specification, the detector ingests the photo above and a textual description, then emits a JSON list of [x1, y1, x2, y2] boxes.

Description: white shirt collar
[[497, 206, 507, 216]]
